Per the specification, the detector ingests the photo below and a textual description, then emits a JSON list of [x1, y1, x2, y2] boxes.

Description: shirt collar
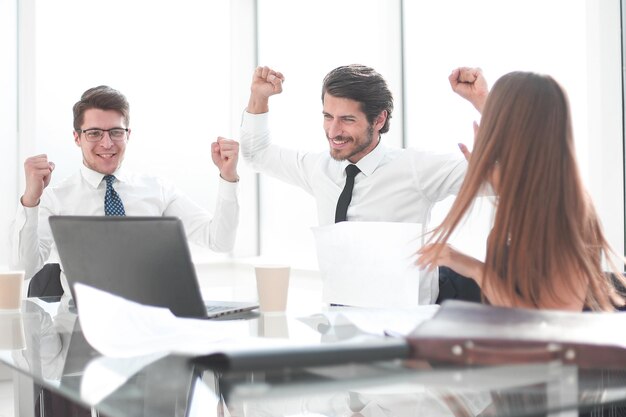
[[80, 164, 127, 188], [339, 138, 388, 177]]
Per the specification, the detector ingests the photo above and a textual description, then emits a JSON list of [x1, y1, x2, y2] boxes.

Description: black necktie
[[335, 164, 361, 223], [104, 175, 126, 216]]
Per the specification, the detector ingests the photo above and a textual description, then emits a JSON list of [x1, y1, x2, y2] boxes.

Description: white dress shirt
[[240, 111, 467, 226], [11, 164, 239, 292], [240, 111, 467, 303]]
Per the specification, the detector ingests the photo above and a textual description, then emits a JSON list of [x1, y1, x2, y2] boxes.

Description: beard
[[328, 125, 375, 161]]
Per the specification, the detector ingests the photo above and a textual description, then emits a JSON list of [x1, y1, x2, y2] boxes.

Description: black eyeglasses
[[78, 128, 129, 142]]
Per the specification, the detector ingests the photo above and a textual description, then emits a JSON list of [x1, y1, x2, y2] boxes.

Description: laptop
[[49, 216, 258, 319]]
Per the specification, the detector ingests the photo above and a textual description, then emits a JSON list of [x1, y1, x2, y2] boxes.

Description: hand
[[21, 154, 55, 207], [457, 121, 479, 161], [211, 137, 239, 182], [417, 243, 484, 285], [458, 143, 471, 161], [449, 67, 489, 113], [459, 120, 499, 194], [247, 66, 285, 114]]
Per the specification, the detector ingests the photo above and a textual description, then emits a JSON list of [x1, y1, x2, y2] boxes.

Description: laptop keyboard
[[205, 304, 230, 312]]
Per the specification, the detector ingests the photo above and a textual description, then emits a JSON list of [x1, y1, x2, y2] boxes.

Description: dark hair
[[73, 85, 130, 131], [322, 65, 393, 134]]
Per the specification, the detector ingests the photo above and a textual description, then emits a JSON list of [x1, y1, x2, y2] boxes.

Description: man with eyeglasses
[[11, 85, 240, 294]]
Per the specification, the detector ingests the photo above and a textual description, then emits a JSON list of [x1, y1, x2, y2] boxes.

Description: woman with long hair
[[417, 71, 625, 311]]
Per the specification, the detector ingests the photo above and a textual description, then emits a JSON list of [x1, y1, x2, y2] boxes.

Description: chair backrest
[[608, 272, 626, 312], [27, 263, 64, 297]]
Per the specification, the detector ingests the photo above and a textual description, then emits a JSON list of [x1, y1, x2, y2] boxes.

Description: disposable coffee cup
[[255, 265, 290, 314], [0, 271, 24, 311]]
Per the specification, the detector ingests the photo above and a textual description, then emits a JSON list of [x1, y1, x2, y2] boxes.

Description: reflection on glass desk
[[1, 297, 626, 417]]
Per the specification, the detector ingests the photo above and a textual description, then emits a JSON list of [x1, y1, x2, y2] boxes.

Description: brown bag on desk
[[407, 300, 626, 369]]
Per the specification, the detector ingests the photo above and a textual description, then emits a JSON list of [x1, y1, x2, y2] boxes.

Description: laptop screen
[[49, 216, 209, 318]]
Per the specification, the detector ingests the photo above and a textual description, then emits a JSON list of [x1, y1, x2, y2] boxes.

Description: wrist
[[220, 173, 239, 183], [474, 94, 488, 114], [247, 95, 269, 114], [21, 195, 40, 208]]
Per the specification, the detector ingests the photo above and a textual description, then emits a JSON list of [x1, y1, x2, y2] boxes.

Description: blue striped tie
[[104, 175, 126, 216]]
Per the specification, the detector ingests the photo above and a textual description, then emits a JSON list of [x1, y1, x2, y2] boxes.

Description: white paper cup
[[0, 271, 24, 311], [255, 265, 290, 314]]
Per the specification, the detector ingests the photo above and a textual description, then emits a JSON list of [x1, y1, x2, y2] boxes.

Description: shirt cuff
[[241, 110, 269, 133], [11, 202, 39, 267], [218, 176, 239, 201], [16, 201, 39, 229]]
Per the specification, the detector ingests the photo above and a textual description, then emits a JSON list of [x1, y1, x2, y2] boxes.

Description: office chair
[[27, 263, 64, 298], [436, 266, 482, 304], [609, 272, 626, 312]]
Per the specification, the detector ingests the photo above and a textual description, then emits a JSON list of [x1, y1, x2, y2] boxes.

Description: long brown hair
[[427, 71, 625, 311]]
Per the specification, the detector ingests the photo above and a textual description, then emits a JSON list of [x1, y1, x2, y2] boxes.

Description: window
[[254, 0, 624, 266], [25, 0, 238, 262], [0, 0, 17, 269], [4, 1, 623, 270], [256, 0, 403, 268]]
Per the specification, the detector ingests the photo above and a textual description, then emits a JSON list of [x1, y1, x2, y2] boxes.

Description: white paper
[[312, 222, 437, 307], [298, 306, 439, 340], [74, 283, 315, 358], [336, 305, 440, 337], [81, 353, 167, 404]]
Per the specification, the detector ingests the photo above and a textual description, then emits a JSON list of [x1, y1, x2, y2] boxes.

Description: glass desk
[[1, 297, 626, 417]]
